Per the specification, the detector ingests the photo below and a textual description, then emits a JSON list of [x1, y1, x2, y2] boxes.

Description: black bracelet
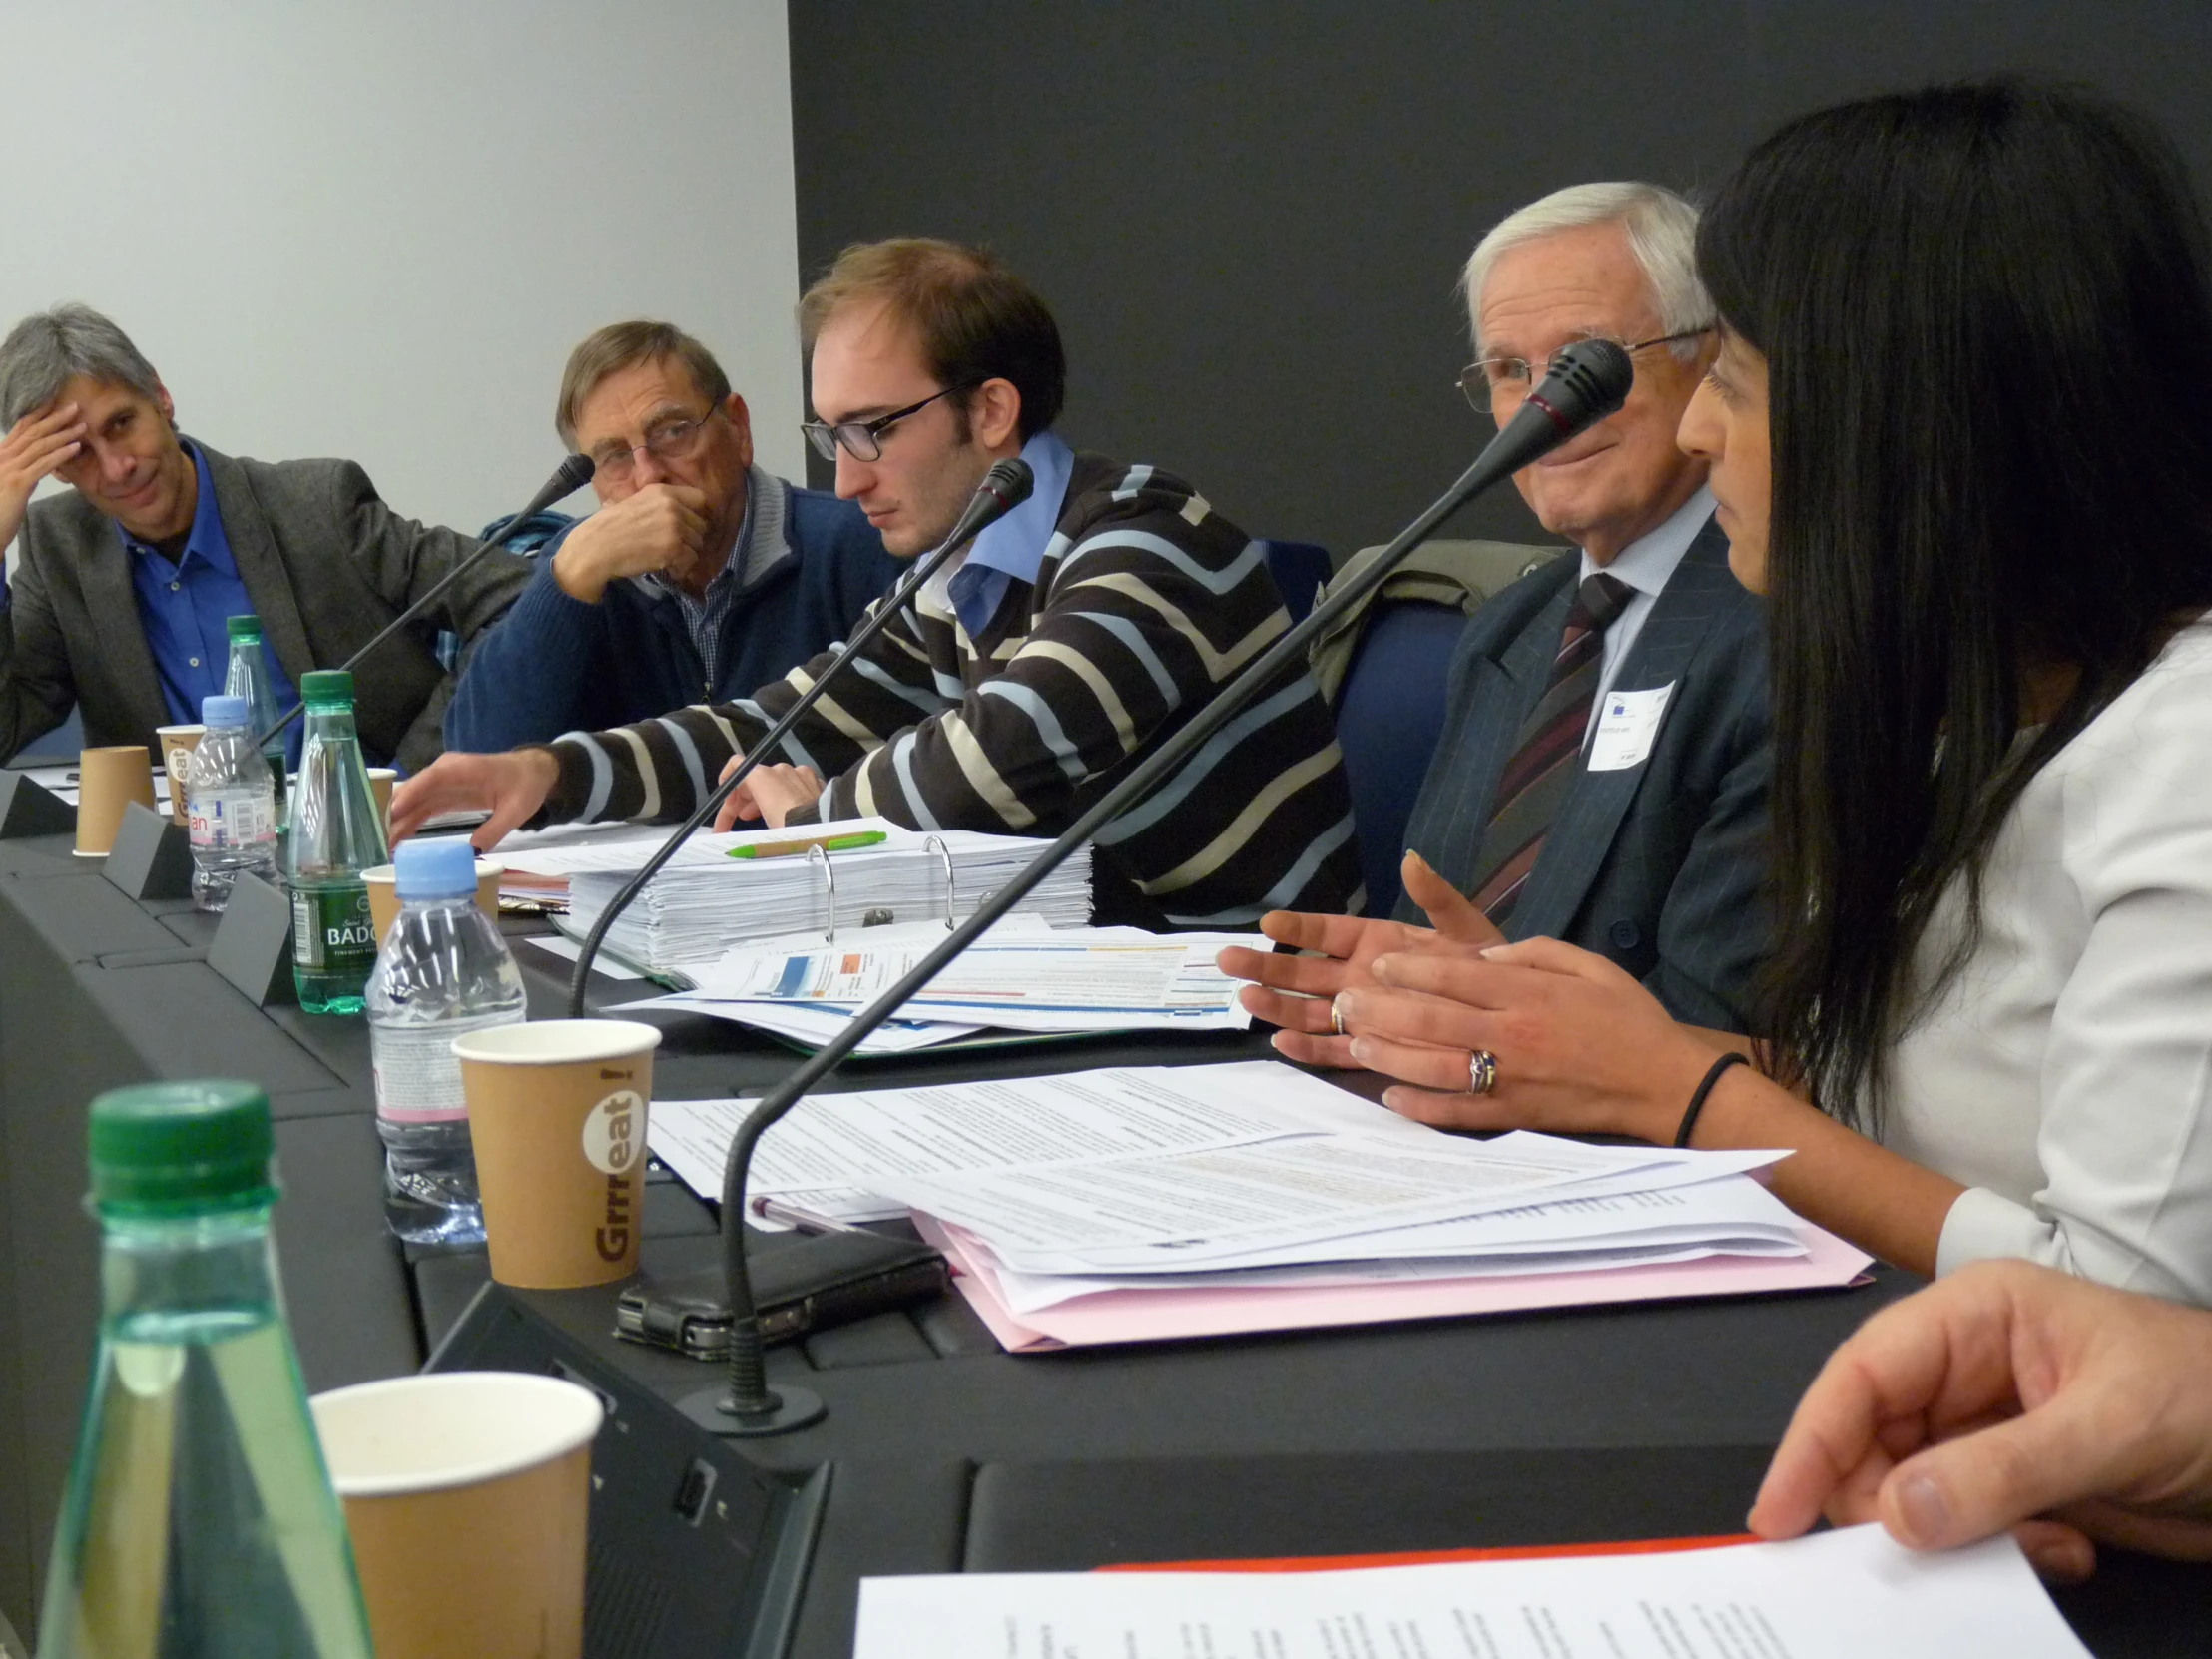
[[1674, 1051, 1750, 1149]]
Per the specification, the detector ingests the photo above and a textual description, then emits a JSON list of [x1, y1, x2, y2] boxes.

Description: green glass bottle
[[35, 1081, 374, 1659], [284, 670, 388, 1014], [223, 615, 289, 823]]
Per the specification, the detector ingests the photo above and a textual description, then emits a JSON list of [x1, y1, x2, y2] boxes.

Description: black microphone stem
[[254, 454, 594, 751], [690, 344, 1632, 1434], [563, 457, 1034, 1016], [564, 529, 966, 1015]]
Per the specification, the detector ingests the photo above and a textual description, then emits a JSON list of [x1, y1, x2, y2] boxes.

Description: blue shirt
[[124, 443, 302, 761], [947, 430, 1076, 637]]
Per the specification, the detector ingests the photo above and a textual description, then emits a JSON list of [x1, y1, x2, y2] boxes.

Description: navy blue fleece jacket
[[443, 480, 899, 752]]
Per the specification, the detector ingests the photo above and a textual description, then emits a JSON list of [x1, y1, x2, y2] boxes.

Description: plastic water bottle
[[224, 614, 289, 823], [185, 693, 279, 912], [35, 1079, 374, 1658], [366, 838, 526, 1244], [285, 670, 388, 1014]]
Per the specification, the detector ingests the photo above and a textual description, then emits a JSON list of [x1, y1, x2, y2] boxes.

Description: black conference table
[[0, 801, 2201, 1656]]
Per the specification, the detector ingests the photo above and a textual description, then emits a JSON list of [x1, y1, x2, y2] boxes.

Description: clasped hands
[[1218, 849, 1717, 1144]]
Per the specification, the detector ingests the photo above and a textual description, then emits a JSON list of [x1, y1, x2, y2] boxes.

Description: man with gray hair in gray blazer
[[1225, 181, 1773, 1051], [0, 304, 528, 772]]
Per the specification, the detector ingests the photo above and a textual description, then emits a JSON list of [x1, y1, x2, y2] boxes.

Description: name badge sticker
[[1586, 682, 1676, 772]]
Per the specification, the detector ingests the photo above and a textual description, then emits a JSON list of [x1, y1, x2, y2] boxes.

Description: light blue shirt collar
[[947, 431, 1074, 636]]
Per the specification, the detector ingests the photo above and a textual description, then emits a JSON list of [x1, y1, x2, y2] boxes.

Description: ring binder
[[924, 834, 956, 930], [809, 842, 836, 946]]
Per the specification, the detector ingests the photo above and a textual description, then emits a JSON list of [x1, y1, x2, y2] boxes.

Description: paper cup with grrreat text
[[310, 1372, 602, 1659], [364, 859, 505, 947], [155, 725, 206, 826], [73, 746, 158, 856], [366, 768, 399, 834], [454, 1019, 659, 1288]]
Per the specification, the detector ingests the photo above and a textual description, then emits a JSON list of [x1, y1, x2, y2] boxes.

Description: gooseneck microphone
[[560, 456, 1036, 1018], [676, 339, 1637, 1438], [253, 450, 598, 750]]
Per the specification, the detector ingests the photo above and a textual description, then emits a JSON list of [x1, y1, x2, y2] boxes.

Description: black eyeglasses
[[802, 382, 980, 462], [1457, 328, 1715, 413], [590, 407, 720, 483]]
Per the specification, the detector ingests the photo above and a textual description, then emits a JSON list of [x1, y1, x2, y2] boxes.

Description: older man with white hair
[[1224, 181, 1774, 1050]]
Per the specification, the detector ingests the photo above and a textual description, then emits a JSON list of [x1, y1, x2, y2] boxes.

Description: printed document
[[853, 1524, 2091, 1659]]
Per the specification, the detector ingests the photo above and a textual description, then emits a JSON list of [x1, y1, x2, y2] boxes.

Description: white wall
[[0, 0, 803, 539]]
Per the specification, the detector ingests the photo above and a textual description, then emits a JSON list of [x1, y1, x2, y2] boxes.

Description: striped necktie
[[1466, 571, 1635, 926]]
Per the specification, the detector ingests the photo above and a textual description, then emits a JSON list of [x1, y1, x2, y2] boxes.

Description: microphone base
[[678, 1382, 827, 1438]]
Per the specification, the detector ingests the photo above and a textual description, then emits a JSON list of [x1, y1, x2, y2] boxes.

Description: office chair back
[[1332, 600, 1471, 916], [1260, 540, 1332, 623]]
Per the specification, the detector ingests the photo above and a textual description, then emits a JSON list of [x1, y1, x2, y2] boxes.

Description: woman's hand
[[1217, 851, 1502, 1067], [1333, 934, 1715, 1143]]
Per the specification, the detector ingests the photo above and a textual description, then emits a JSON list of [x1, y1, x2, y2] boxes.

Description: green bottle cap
[[300, 669, 355, 707], [89, 1081, 277, 1217], [226, 614, 264, 641]]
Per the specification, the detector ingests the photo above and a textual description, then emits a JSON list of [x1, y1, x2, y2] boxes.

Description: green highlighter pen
[[727, 830, 889, 860]]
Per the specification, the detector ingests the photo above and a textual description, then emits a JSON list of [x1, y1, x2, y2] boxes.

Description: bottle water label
[[372, 1009, 521, 1123], [189, 791, 276, 850], [291, 884, 377, 973]]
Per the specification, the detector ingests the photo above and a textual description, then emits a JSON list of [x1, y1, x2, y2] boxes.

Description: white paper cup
[[311, 1372, 602, 1659], [155, 724, 206, 827]]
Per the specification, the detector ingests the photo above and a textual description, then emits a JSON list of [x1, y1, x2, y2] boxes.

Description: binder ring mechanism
[[811, 836, 953, 943], [925, 833, 956, 931], [809, 842, 837, 947]]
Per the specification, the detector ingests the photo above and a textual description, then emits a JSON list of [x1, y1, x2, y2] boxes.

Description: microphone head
[[1525, 337, 1635, 435], [555, 450, 597, 494], [981, 456, 1034, 509]]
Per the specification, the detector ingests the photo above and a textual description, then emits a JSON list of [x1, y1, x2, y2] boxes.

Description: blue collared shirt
[[946, 431, 1076, 637], [635, 463, 787, 695], [124, 442, 302, 759]]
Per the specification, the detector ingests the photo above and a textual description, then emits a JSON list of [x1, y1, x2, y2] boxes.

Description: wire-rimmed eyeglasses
[[590, 407, 721, 485], [1457, 327, 1714, 413]]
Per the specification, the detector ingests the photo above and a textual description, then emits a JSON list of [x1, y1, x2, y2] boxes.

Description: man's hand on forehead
[[0, 400, 89, 551]]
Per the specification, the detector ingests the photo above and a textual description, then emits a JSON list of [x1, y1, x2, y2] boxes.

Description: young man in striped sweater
[[392, 239, 1358, 926]]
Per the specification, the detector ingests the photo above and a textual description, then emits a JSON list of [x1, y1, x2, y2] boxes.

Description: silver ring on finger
[[1467, 1048, 1500, 1096]]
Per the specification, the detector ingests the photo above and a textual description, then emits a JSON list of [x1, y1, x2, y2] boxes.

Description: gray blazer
[[0, 440, 529, 773], [1396, 516, 1773, 1032]]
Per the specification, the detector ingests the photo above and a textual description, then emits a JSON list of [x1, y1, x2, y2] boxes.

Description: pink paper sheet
[[917, 1218, 1876, 1354]]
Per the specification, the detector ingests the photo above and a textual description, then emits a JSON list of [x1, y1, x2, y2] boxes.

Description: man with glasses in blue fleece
[[443, 320, 899, 752]]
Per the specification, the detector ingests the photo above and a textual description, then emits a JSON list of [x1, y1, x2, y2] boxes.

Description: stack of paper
[[854, 1527, 2093, 1659], [610, 915, 1257, 1052], [490, 816, 1091, 973], [648, 1061, 1872, 1349]]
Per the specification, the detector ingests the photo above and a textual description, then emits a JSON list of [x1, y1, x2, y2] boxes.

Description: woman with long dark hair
[[1325, 81, 2212, 1298]]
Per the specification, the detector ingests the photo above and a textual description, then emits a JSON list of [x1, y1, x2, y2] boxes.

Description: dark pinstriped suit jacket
[[1394, 516, 1772, 1032]]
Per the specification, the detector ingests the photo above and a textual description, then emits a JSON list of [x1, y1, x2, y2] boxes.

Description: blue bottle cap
[[393, 837, 479, 901], [201, 694, 250, 728]]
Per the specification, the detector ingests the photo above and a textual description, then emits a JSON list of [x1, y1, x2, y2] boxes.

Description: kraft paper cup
[[364, 859, 505, 946], [155, 724, 205, 827], [454, 1019, 660, 1289], [73, 746, 158, 856], [366, 768, 399, 833], [310, 1372, 602, 1659]]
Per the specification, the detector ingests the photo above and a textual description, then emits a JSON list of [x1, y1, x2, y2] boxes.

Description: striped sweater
[[538, 450, 1360, 926]]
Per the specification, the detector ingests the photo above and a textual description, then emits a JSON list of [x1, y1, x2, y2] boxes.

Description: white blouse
[[1885, 620, 2212, 1302]]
